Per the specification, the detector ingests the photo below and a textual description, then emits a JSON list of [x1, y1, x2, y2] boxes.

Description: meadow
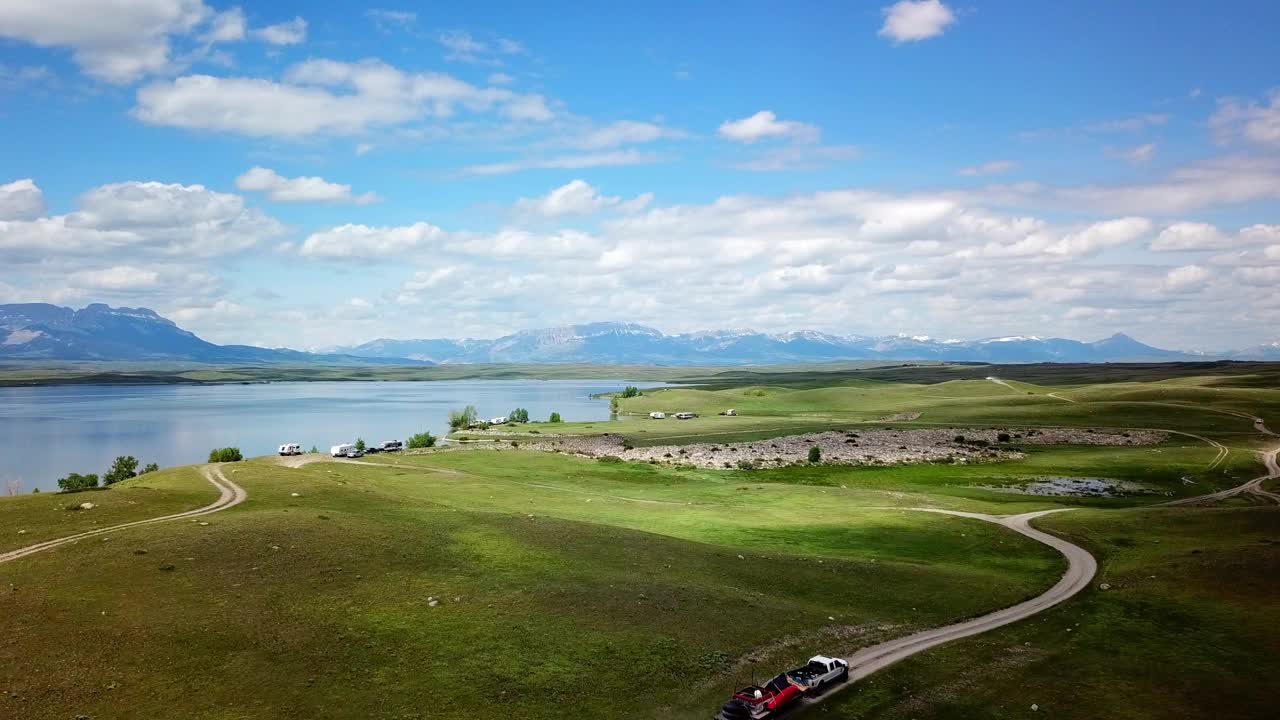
[[1, 365, 1276, 719]]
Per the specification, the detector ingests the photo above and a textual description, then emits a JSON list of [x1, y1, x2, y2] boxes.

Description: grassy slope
[[809, 507, 1280, 720], [0, 457, 1061, 720]]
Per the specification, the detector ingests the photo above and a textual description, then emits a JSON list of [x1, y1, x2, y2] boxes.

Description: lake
[[0, 379, 664, 493]]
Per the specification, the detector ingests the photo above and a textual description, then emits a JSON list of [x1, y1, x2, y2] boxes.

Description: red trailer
[[715, 672, 804, 720]]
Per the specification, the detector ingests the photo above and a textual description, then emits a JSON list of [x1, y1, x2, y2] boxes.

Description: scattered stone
[[737, 554, 745, 560], [1099, 583, 1112, 591], [1031, 704, 1039, 711], [79, 502, 96, 510], [199, 522, 210, 526], [428, 600, 439, 608], [16, 530, 26, 535], [290, 492, 301, 497], [133, 549, 147, 555]]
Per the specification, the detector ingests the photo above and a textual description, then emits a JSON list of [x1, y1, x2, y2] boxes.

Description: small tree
[[140, 462, 160, 475], [208, 447, 243, 463], [309, 445, 319, 454], [58, 472, 99, 493], [103, 455, 139, 485], [996, 433, 1012, 443], [509, 408, 530, 424], [610, 396, 620, 414], [807, 446, 822, 464], [355, 438, 367, 452], [621, 386, 642, 398], [407, 431, 437, 449], [549, 411, 562, 423], [448, 405, 479, 431]]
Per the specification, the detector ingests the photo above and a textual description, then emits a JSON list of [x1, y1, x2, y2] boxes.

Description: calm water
[[0, 380, 663, 493]]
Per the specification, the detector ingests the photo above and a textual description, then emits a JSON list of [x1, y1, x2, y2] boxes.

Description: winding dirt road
[[781, 508, 1095, 715], [0, 465, 246, 566], [1161, 415, 1280, 506]]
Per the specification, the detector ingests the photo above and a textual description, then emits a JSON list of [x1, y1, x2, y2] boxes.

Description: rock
[[198, 522, 210, 526], [428, 600, 439, 608], [16, 530, 26, 535], [1031, 703, 1039, 711], [79, 502, 96, 510], [1099, 583, 1111, 591], [737, 554, 745, 560], [290, 492, 301, 497]]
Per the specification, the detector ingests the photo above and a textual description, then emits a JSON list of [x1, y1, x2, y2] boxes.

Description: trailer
[[277, 443, 302, 456], [715, 655, 849, 719], [330, 443, 355, 457]]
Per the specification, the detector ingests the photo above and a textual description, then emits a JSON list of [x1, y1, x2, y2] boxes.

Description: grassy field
[[2, 364, 1278, 719]]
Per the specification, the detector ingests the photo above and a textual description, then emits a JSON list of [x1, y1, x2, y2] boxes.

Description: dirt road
[[782, 508, 1095, 715], [1161, 416, 1279, 506], [0, 465, 247, 566]]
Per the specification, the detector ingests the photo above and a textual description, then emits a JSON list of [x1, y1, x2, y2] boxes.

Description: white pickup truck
[[785, 655, 849, 691]]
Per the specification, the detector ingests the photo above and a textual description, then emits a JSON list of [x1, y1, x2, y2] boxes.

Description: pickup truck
[[715, 656, 849, 719]]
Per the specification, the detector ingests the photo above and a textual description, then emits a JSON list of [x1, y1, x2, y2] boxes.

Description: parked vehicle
[[489, 416, 508, 425], [330, 443, 355, 457], [649, 411, 666, 419], [364, 446, 381, 454], [277, 443, 302, 456], [674, 411, 698, 420], [380, 440, 403, 451], [785, 656, 849, 692], [720, 408, 738, 416], [345, 448, 364, 458]]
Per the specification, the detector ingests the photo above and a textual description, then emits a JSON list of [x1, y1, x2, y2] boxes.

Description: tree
[[58, 473, 99, 493], [549, 411, 562, 423], [509, 408, 530, 424], [807, 446, 822, 464], [103, 455, 139, 485], [309, 446, 319, 454], [140, 462, 160, 475], [407, 431, 437, 449], [208, 447, 243, 463], [448, 405, 479, 431], [355, 437, 366, 451], [610, 396, 620, 414], [621, 386, 642, 398]]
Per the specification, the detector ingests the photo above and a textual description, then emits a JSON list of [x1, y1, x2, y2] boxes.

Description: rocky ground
[[485, 427, 1167, 470]]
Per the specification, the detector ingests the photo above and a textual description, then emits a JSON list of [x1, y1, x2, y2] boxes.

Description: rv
[[649, 411, 666, 419], [277, 443, 303, 456], [330, 443, 355, 457], [489, 416, 508, 425], [673, 412, 698, 420]]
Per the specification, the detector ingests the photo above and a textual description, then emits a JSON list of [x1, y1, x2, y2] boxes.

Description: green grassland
[[2, 365, 1278, 719]]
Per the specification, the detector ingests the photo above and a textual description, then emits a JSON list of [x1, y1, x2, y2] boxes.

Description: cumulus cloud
[[718, 111, 819, 143], [201, 7, 246, 44], [1163, 264, 1212, 292], [235, 167, 379, 205], [1050, 155, 1280, 214], [0, 0, 210, 83], [1110, 142, 1157, 164], [879, 0, 956, 43], [437, 30, 525, 65], [300, 221, 446, 258], [253, 17, 307, 45], [0, 179, 285, 261], [133, 58, 553, 137], [1210, 90, 1280, 148], [514, 180, 620, 217], [0, 179, 47, 220], [577, 120, 684, 149], [1150, 222, 1232, 252]]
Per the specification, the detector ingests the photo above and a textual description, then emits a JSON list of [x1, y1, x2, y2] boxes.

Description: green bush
[[997, 432, 1012, 443], [406, 431, 437, 449], [103, 455, 139, 485], [57, 472, 99, 493], [208, 447, 243, 463], [621, 386, 642, 398], [597, 455, 624, 464], [509, 408, 530, 424], [448, 405, 478, 430], [807, 446, 822, 464], [548, 412, 562, 423], [355, 438, 366, 451], [140, 462, 159, 474]]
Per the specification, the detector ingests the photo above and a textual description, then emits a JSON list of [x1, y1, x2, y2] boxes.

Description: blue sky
[[1, 1, 1278, 351]]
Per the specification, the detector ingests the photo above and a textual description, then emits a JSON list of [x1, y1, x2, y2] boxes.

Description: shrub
[[355, 438, 366, 451], [997, 433, 1012, 443], [597, 455, 624, 464], [309, 445, 319, 453], [208, 447, 243, 463], [58, 472, 99, 493], [954, 435, 966, 443], [406, 431, 437, 449], [448, 405, 479, 431], [103, 455, 139, 485], [549, 412, 562, 423], [808, 446, 822, 464], [140, 462, 159, 474], [621, 386, 642, 398], [736, 459, 757, 470], [508, 408, 530, 424]]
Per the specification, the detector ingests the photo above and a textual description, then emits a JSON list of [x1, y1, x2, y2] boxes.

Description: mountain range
[[3, 303, 1276, 365]]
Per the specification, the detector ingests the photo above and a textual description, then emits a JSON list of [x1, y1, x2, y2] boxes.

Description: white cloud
[[459, 149, 665, 176], [1087, 113, 1169, 133], [515, 180, 620, 217], [0, 180, 285, 260], [1210, 90, 1280, 148], [0, 0, 211, 83], [235, 166, 379, 205], [958, 160, 1016, 177], [300, 222, 446, 258], [577, 120, 684, 149], [879, 0, 956, 43], [133, 58, 554, 137], [253, 17, 306, 45], [1050, 156, 1280, 214], [0, 179, 47, 220], [367, 9, 416, 31], [1110, 142, 1157, 164], [733, 145, 860, 171], [488, 72, 514, 86], [437, 30, 525, 65], [201, 7, 245, 44], [718, 111, 819, 143], [67, 265, 162, 291], [1163, 264, 1211, 292], [1150, 222, 1232, 252]]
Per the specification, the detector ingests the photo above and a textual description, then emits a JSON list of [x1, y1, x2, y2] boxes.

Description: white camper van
[[278, 443, 303, 456], [649, 411, 666, 419], [330, 443, 355, 457]]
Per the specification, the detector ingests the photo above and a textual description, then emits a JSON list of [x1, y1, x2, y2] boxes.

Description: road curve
[[1161, 415, 1279, 507], [784, 508, 1096, 715], [0, 465, 247, 566]]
